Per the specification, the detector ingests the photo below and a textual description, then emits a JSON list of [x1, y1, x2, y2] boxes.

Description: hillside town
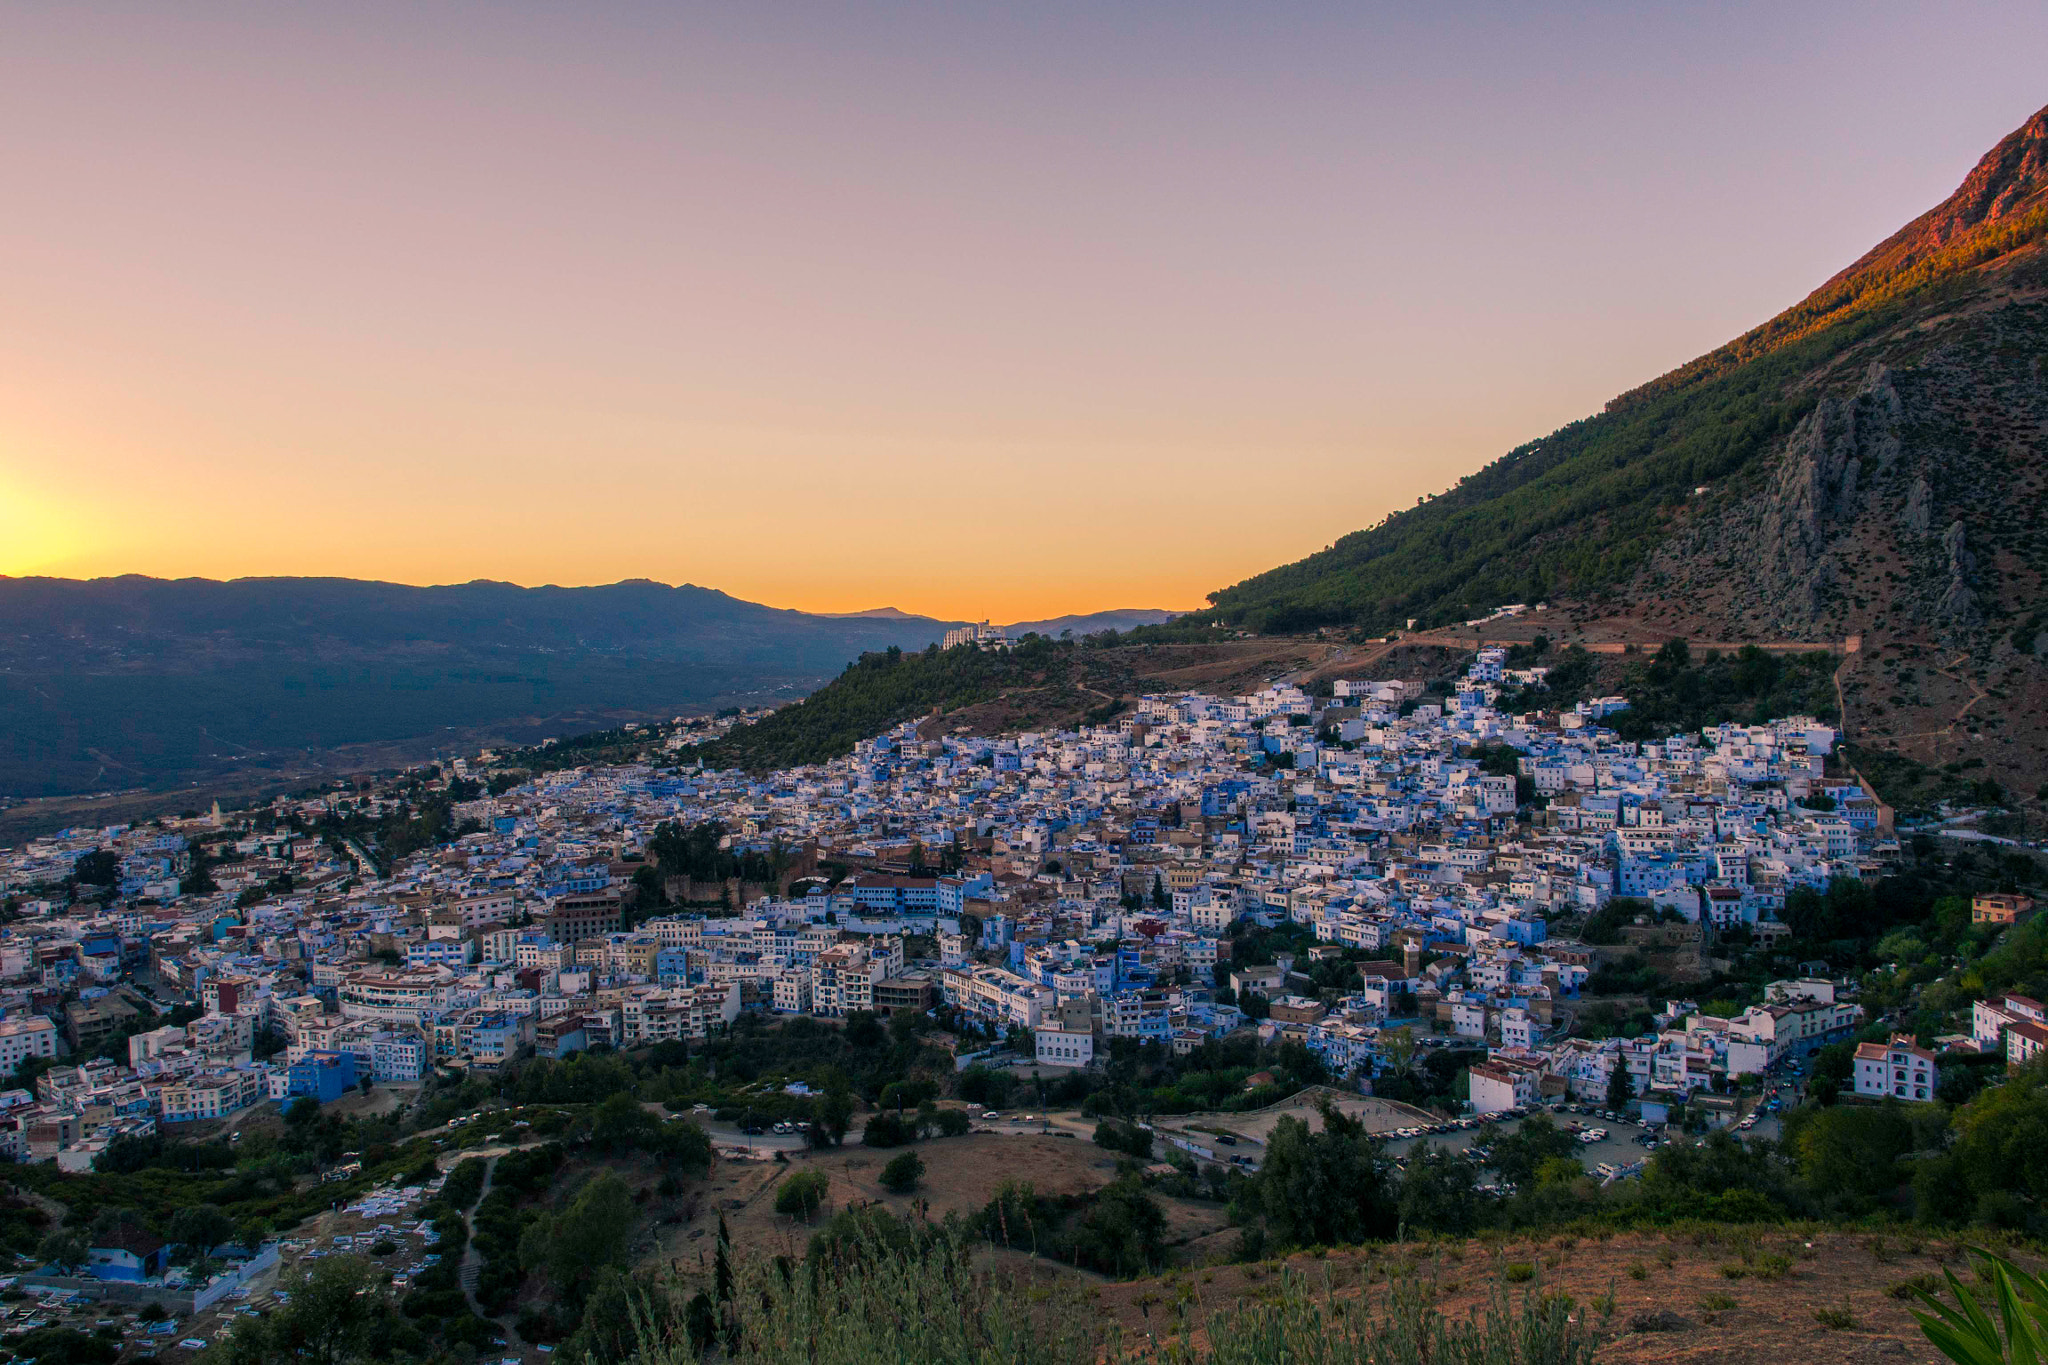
[[0, 646, 2039, 1186]]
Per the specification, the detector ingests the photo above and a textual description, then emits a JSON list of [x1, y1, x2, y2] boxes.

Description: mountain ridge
[[1195, 100, 2048, 811]]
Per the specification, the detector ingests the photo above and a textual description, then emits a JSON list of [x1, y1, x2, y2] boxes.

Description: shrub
[[1699, 1293, 1738, 1312], [861, 1113, 913, 1148], [879, 1152, 924, 1194], [1504, 1263, 1536, 1283], [1753, 1253, 1792, 1281], [1813, 1306, 1856, 1330], [1887, 1272, 1941, 1300], [774, 1171, 829, 1221], [935, 1108, 972, 1138], [1092, 1120, 1154, 1161]]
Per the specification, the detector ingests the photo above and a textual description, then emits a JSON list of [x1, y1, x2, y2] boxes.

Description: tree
[[1396, 1143, 1482, 1236], [817, 1085, 854, 1145], [1069, 1177, 1167, 1277], [38, 1230, 88, 1275], [1606, 1060, 1637, 1111], [169, 1205, 236, 1277], [774, 1170, 830, 1220], [1239, 1101, 1394, 1250], [519, 1171, 634, 1307], [879, 1151, 925, 1193], [1093, 1119, 1153, 1160], [591, 1091, 660, 1153], [862, 1112, 913, 1147], [10, 1329, 116, 1365], [212, 1256, 400, 1365], [1380, 1026, 1419, 1079], [284, 1095, 321, 1128], [1487, 1114, 1578, 1190], [935, 1107, 972, 1137]]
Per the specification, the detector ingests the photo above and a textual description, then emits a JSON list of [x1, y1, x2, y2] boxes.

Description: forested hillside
[[1198, 103, 2048, 638], [691, 639, 1113, 772]]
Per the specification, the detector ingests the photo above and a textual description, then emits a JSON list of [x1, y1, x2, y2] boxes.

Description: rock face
[[1901, 476, 1932, 533], [1937, 520, 1977, 630]]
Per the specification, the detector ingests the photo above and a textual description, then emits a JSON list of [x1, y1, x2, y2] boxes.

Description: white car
[[982, 1112, 1001, 1121]]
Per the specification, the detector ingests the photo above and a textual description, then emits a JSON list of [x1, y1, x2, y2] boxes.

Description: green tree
[[210, 1256, 402, 1365], [1396, 1143, 1481, 1236], [1487, 1114, 1578, 1190], [879, 1151, 925, 1193], [1238, 1100, 1394, 1250], [169, 1205, 237, 1278], [518, 1171, 634, 1307], [38, 1230, 88, 1275], [817, 1085, 854, 1145], [1069, 1177, 1167, 1277], [1605, 1060, 1637, 1111], [774, 1170, 830, 1220], [591, 1091, 660, 1153]]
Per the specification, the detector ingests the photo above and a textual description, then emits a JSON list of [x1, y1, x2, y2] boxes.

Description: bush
[[879, 1152, 925, 1194], [1504, 1263, 1536, 1283], [775, 1171, 829, 1221], [1887, 1272, 1941, 1300], [935, 1108, 972, 1138], [1091, 1120, 1153, 1161], [11, 1329, 117, 1365], [1812, 1306, 1856, 1330], [861, 1113, 913, 1148]]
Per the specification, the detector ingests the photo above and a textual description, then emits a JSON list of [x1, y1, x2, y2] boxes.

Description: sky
[[1, 4, 2044, 621]]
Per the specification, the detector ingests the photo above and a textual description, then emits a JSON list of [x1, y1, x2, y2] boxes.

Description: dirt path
[[455, 1155, 527, 1351], [457, 1156, 495, 1316]]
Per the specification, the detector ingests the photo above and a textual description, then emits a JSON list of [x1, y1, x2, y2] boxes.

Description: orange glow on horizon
[[3, 8, 2040, 620]]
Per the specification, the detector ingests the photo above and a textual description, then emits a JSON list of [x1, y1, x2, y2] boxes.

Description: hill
[[1195, 102, 2048, 809], [690, 635, 1366, 772], [0, 575, 963, 799]]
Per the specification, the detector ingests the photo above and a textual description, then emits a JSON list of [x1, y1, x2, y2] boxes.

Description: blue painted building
[[286, 1049, 358, 1104]]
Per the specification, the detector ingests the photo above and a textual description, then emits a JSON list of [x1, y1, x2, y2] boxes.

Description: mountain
[[1005, 609, 1181, 637], [803, 607, 1181, 634], [1196, 102, 2048, 809], [0, 576, 960, 798]]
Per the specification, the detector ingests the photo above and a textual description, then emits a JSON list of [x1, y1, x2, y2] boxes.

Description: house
[[1852, 1034, 1936, 1102], [1033, 1023, 1094, 1069], [2008, 1020, 2048, 1072], [85, 1227, 169, 1281], [284, 1050, 357, 1104], [1469, 1061, 1534, 1115], [1972, 994, 2047, 1051], [1972, 894, 2037, 926]]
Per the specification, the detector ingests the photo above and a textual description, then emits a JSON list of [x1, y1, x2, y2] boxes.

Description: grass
[[1699, 1293, 1738, 1312], [623, 1225, 1596, 1365], [1812, 1305, 1857, 1330]]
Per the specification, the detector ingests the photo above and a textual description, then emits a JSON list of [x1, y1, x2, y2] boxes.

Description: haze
[[2, 2, 2044, 620]]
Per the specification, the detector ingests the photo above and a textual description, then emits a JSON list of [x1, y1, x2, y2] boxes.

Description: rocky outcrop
[[1748, 364, 1903, 633], [1902, 475, 1932, 533], [1937, 519, 1978, 630]]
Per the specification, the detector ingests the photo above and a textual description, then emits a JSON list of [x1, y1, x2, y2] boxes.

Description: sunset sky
[[2, 4, 2044, 621]]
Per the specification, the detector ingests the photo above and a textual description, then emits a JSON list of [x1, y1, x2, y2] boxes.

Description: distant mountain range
[[1193, 101, 2048, 807], [818, 607, 1181, 636], [0, 575, 1172, 798]]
